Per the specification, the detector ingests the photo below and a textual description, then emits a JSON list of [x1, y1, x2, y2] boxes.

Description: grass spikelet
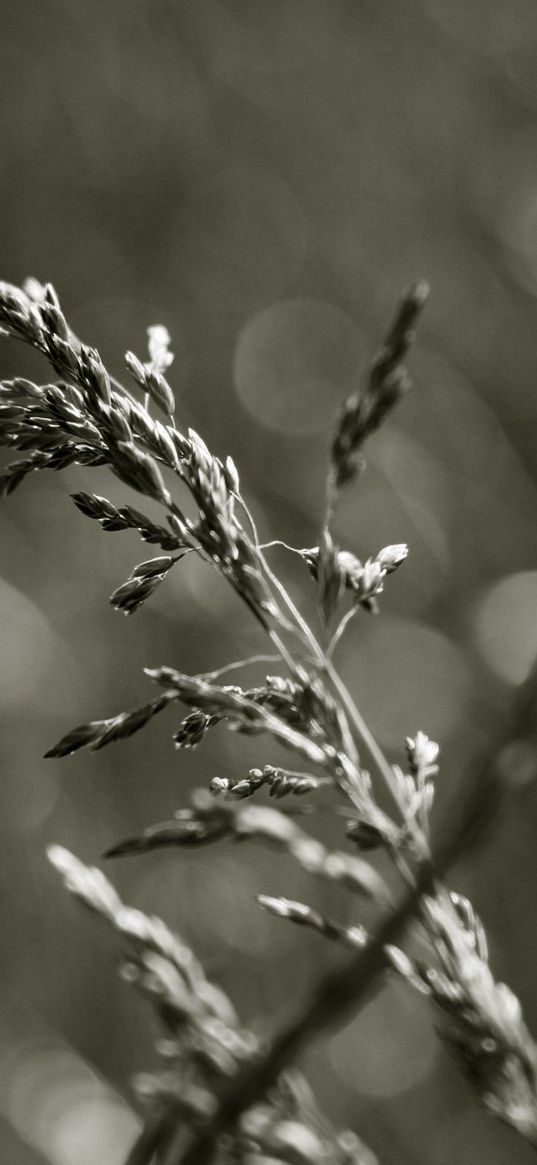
[[4, 275, 537, 1158], [44, 692, 177, 758], [109, 554, 185, 615], [330, 281, 429, 493]]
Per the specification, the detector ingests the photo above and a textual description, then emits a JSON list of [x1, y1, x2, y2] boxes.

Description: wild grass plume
[[1, 276, 537, 1162]]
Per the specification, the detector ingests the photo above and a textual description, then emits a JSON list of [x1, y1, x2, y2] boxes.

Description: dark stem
[[172, 860, 436, 1165], [167, 738, 499, 1165], [126, 650, 537, 1165], [127, 653, 523, 1165]]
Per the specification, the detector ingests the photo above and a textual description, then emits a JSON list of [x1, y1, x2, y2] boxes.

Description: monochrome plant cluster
[[1, 276, 536, 1164]]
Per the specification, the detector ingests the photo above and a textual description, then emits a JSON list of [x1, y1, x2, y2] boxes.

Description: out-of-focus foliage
[[1, 2, 537, 1162]]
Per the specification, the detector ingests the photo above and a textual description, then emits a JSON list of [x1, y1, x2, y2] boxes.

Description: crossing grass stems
[[1, 276, 537, 1164]]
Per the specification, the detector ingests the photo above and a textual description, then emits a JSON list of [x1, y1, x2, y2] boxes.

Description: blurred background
[[2, 1, 537, 1161]]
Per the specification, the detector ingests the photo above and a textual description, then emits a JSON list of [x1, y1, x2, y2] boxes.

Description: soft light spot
[[329, 978, 437, 1097], [0, 576, 60, 710], [498, 739, 537, 789], [234, 298, 363, 434], [175, 850, 277, 958], [163, 544, 246, 621], [501, 185, 537, 296], [6, 767, 60, 834], [374, 428, 453, 541], [475, 571, 537, 684], [2, 1040, 139, 1164], [48, 1095, 138, 1165], [339, 615, 471, 750], [132, 846, 305, 963]]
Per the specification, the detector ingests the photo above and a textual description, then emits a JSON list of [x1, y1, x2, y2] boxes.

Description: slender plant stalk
[[2, 276, 537, 1164], [163, 672, 537, 1165]]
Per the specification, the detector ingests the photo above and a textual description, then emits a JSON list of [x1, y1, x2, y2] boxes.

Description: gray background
[[1, 3, 537, 1162]]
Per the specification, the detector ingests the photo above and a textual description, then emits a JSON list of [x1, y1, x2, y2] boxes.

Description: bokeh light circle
[[0, 577, 60, 709], [475, 571, 537, 684], [338, 614, 471, 750], [234, 298, 363, 434], [3, 1040, 138, 1165], [329, 979, 437, 1098]]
